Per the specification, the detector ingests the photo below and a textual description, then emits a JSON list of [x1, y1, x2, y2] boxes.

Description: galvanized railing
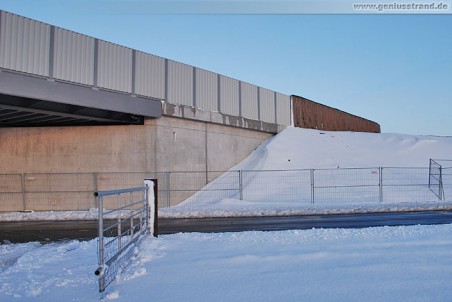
[[175, 167, 444, 208], [1, 164, 452, 213], [429, 159, 444, 200], [94, 180, 157, 293]]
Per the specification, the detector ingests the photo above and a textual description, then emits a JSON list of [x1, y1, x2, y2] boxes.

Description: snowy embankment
[[2, 128, 452, 221], [161, 128, 452, 217], [2, 224, 452, 301]]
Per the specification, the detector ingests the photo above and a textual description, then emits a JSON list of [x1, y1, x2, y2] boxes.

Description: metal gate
[[94, 180, 158, 293]]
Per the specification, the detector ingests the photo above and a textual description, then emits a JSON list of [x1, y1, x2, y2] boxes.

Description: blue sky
[[1, 1, 451, 135]]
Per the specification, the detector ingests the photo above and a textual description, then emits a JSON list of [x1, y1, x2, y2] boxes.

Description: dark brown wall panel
[[292, 95, 380, 133]]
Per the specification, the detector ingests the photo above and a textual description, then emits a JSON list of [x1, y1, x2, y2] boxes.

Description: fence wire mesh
[[175, 167, 446, 209], [429, 159, 452, 201], [1, 164, 450, 212], [95, 187, 149, 293]]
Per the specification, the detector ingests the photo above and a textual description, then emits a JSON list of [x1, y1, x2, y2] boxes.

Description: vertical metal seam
[[131, 49, 136, 95], [93, 39, 99, 88], [274, 92, 277, 124], [193, 67, 196, 108], [217, 74, 221, 113], [48, 25, 55, 80], [205, 122, 208, 185], [164, 58, 168, 102], [257, 87, 261, 121], [238, 81, 242, 117]]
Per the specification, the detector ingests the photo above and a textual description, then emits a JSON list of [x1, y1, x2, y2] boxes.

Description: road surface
[[1, 211, 452, 243]]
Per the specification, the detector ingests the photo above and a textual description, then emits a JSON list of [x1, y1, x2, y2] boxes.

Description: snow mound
[[235, 127, 452, 170]]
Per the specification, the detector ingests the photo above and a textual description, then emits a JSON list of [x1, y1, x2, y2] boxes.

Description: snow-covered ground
[[2, 129, 452, 301], [2, 224, 452, 301]]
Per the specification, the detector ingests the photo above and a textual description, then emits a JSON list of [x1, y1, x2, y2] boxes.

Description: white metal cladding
[[276, 92, 291, 126], [53, 28, 95, 85], [97, 40, 132, 93], [240, 81, 259, 120], [219, 75, 239, 116], [195, 68, 218, 112], [135, 51, 165, 100], [0, 10, 293, 127], [259, 87, 276, 123], [0, 11, 50, 76], [167, 60, 193, 106]]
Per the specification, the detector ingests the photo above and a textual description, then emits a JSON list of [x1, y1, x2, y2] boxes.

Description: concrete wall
[[0, 116, 271, 174], [0, 116, 272, 211], [292, 95, 381, 133]]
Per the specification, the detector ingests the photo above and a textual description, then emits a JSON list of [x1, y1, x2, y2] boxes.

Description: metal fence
[[0, 166, 450, 213], [429, 159, 444, 200], [174, 167, 446, 208], [94, 181, 157, 293]]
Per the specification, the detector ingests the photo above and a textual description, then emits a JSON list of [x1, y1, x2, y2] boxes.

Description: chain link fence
[[177, 167, 441, 208], [0, 166, 450, 212]]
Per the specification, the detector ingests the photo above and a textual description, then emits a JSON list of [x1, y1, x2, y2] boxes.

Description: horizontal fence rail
[[1, 164, 451, 213]]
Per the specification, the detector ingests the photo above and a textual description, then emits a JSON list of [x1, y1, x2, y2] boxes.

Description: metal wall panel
[[259, 87, 276, 123], [219, 75, 239, 116], [53, 28, 95, 85], [292, 95, 381, 133], [135, 51, 165, 100], [0, 11, 290, 128], [276, 92, 291, 126], [97, 40, 132, 93], [0, 11, 50, 76], [195, 68, 218, 112], [240, 81, 259, 120], [167, 60, 193, 106]]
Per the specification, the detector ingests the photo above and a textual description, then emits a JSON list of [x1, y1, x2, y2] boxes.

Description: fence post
[[117, 194, 122, 252], [20, 173, 26, 211], [310, 169, 315, 204], [95, 194, 105, 292], [239, 170, 243, 200], [379, 167, 383, 203], [129, 192, 134, 238], [440, 166, 444, 201], [93, 172, 98, 209], [152, 179, 159, 237], [166, 172, 171, 207], [144, 179, 159, 237]]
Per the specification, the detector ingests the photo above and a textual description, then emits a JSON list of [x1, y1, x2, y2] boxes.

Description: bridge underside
[[0, 70, 161, 127]]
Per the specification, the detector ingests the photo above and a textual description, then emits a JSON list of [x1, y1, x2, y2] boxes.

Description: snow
[[2, 128, 452, 300], [160, 128, 452, 217], [2, 128, 452, 221], [2, 224, 452, 301], [228, 127, 452, 170]]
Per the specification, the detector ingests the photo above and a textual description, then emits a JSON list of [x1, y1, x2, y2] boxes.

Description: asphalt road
[[158, 210, 452, 233], [1, 211, 452, 243]]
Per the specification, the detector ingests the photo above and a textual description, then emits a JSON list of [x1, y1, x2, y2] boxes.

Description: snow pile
[[161, 128, 452, 216], [231, 127, 452, 170], [2, 224, 452, 301], [0, 240, 98, 300], [0, 209, 99, 222]]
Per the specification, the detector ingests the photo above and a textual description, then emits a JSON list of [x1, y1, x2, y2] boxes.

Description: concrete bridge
[[0, 10, 379, 212], [0, 10, 292, 211]]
